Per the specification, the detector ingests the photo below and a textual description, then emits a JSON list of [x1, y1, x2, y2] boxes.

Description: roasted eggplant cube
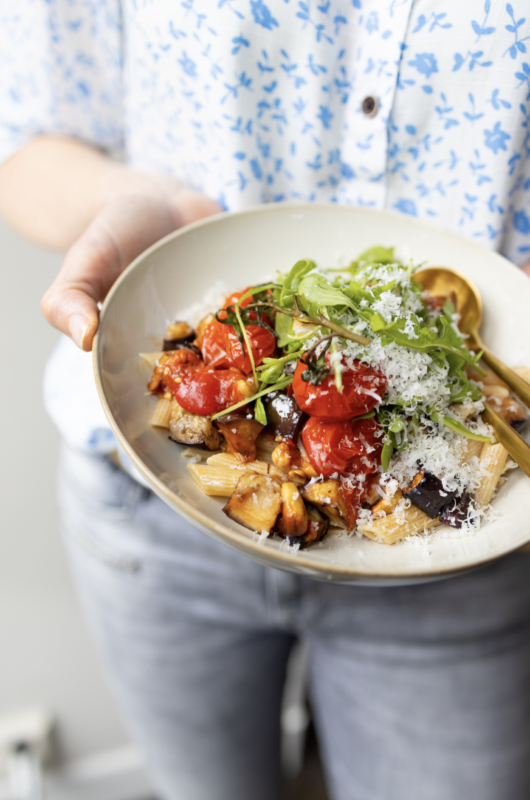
[[276, 503, 329, 548], [404, 471, 459, 519], [440, 492, 474, 529], [371, 488, 403, 517], [216, 415, 264, 462], [165, 341, 202, 358], [168, 403, 221, 450], [263, 391, 306, 442], [163, 321, 196, 350], [302, 506, 330, 547], [276, 482, 308, 539], [302, 479, 348, 528], [223, 473, 282, 533]]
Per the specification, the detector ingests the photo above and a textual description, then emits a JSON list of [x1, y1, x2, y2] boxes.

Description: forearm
[[0, 136, 126, 249], [0, 135, 205, 251], [0, 134, 221, 350]]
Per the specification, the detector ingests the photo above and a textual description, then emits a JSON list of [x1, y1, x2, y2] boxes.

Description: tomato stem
[[247, 301, 372, 346], [211, 376, 293, 421], [234, 300, 258, 390]]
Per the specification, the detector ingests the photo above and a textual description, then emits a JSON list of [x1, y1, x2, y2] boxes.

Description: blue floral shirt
[[1, 0, 530, 453]]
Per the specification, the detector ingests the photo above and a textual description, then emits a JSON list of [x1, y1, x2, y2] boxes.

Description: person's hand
[[522, 262, 530, 278], [41, 173, 221, 351]]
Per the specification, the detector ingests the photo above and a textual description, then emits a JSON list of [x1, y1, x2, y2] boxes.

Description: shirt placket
[[341, 0, 414, 207]]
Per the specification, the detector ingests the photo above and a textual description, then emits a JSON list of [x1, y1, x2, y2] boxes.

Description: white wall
[[0, 218, 151, 798]]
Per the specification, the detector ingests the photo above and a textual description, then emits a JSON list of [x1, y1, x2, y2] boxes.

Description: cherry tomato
[[293, 355, 386, 421], [175, 368, 252, 416], [338, 480, 371, 529], [148, 348, 203, 394], [223, 287, 254, 310], [201, 318, 276, 374], [302, 417, 384, 478]]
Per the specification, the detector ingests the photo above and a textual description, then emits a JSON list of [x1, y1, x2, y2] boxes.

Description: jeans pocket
[[58, 444, 150, 573]]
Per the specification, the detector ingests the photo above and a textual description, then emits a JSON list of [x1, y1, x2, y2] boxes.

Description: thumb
[[41, 190, 221, 351]]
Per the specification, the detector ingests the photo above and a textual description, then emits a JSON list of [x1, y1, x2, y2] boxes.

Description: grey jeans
[[58, 445, 530, 800]]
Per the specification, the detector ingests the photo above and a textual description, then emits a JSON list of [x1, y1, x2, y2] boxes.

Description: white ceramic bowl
[[94, 203, 530, 585]]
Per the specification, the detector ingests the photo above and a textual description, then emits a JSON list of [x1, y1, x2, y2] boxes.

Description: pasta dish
[[144, 247, 528, 548]]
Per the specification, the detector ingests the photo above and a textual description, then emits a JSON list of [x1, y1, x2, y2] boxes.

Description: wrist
[[95, 164, 219, 230]]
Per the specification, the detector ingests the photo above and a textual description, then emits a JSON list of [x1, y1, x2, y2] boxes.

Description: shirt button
[[361, 95, 379, 118]]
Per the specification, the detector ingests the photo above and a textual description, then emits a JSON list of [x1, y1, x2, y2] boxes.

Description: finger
[[41, 215, 123, 351], [41, 190, 222, 351], [41, 194, 180, 350]]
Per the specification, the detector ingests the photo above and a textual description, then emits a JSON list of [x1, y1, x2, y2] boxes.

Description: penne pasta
[[475, 442, 508, 507], [461, 438, 485, 464], [255, 435, 277, 464], [358, 506, 441, 545], [187, 464, 240, 496], [451, 402, 476, 420], [149, 396, 174, 428], [207, 452, 266, 473], [207, 452, 288, 481]]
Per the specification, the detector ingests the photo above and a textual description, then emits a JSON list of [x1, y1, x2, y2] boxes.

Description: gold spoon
[[415, 266, 530, 479], [415, 266, 530, 407]]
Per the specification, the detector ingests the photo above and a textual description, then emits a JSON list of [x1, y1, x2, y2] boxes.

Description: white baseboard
[[0, 745, 153, 800]]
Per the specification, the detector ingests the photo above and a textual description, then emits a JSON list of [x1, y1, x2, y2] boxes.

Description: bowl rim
[[93, 202, 530, 581]]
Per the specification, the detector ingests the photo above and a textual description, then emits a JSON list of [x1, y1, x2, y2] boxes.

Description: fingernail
[[69, 314, 88, 349]]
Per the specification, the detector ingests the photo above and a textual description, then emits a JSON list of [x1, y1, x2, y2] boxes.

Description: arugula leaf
[[279, 259, 317, 308], [331, 246, 398, 276], [381, 436, 394, 472], [442, 298, 456, 321], [356, 245, 396, 267], [370, 314, 481, 370], [429, 409, 492, 443], [257, 353, 298, 385], [211, 376, 293, 420], [274, 311, 315, 349], [377, 408, 410, 471], [297, 274, 357, 317], [275, 312, 294, 347], [449, 375, 483, 403], [254, 396, 267, 426], [294, 273, 480, 373]]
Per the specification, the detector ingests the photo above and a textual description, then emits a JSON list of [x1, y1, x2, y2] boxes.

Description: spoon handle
[[481, 345, 530, 409], [483, 402, 530, 479]]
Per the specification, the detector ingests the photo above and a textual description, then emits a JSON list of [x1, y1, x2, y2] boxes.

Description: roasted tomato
[[339, 480, 371, 528], [175, 368, 253, 416], [293, 355, 386, 421], [148, 349, 203, 394], [201, 319, 276, 374], [302, 417, 384, 478], [223, 288, 254, 309]]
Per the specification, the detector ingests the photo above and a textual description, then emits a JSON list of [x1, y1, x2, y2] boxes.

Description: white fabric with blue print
[[1, 0, 529, 454]]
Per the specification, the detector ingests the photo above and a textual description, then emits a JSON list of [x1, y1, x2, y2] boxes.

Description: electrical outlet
[[0, 708, 54, 767]]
